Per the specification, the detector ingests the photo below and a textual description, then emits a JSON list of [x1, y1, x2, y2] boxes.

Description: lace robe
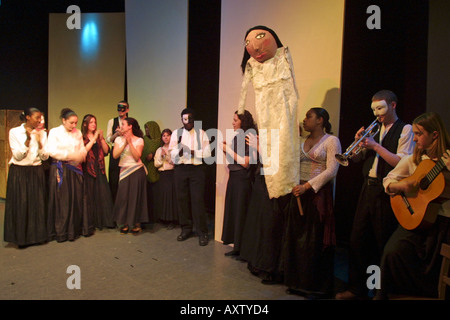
[[238, 47, 300, 198]]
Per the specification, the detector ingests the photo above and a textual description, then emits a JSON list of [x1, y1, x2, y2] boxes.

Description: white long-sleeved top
[[300, 134, 341, 192], [106, 117, 124, 145], [154, 146, 175, 171], [114, 136, 144, 168], [114, 135, 145, 181], [9, 124, 49, 166], [383, 154, 450, 217], [47, 125, 87, 165], [168, 127, 211, 165]]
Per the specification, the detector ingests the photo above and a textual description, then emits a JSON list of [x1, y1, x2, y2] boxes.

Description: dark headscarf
[[142, 121, 161, 183]]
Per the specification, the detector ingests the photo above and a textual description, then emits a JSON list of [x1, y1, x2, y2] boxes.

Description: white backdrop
[[125, 0, 188, 132]]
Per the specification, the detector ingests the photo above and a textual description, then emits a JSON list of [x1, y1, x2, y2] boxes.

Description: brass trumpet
[[335, 118, 380, 166]]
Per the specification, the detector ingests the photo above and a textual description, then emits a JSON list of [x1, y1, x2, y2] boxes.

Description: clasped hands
[[178, 143, 195, 157]]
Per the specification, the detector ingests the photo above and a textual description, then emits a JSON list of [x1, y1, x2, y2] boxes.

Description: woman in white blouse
[[47, 108, 87, 242], [154, 129, 179, 229], [4, 108, 49, 247], [283, 107, 342, 299], [112, 117, 148, 234]]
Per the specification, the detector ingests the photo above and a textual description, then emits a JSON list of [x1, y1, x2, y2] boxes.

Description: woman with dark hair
[[154, 129, 179, 229], [112, 117, 148, 234], [221, 110, 257, 257], [283, 107, 341, 299], [376, 112, 450, 299], [47, 108, 87, 242], [81, 114, 114, 231], [4, 107, 49, 247]]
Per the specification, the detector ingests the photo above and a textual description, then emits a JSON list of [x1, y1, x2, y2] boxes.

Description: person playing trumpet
[[336, 90, 415, 300]]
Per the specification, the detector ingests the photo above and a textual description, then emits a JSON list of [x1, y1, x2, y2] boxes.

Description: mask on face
[[182, 114, 194, 129], [117, 104, 128, 112], [371, 100, 388, 117]]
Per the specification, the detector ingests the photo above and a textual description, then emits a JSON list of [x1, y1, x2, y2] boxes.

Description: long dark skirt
[[156, 170, 179, 223], [239, 173, 289, 281], [282, 182, 335, 296], [4, 164, 47, 247], [113, 167, 148, 227], [84, 164, 114, 230], [146, 180, 158, 224], [47, 163, 85, 242], [378, 215, 450, 299], [221, 169, 252, 252]]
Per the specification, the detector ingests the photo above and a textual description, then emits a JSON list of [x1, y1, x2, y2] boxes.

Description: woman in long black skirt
[[81, 114, 114, 230], [112, 118, 148, 234], [47, 108, 87, 242], [283, 108, 341, 299], [239, 161, 290, 284], [4, 108, 49, 248], [238, 129, 290, 284], [221, 110, 257, 257], [154, 129, 179, 228]]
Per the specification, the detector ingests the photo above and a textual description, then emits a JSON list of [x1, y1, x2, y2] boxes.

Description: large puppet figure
[[238, 25, 300, 199]]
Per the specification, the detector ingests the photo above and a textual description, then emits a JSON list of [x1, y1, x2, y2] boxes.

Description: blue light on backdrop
[[81, 18, 99, 59]]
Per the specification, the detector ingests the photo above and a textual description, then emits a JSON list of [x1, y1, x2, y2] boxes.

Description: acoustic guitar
[[390, 158, 449, 230]]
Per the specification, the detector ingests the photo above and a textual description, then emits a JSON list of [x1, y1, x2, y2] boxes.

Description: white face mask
[[182, 114, 192, 125], [371, 100, 388, 117]]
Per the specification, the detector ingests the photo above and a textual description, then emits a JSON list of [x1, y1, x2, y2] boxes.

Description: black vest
[[113, 117, 120, 135], [363, 119, 406, 179], [109, 117, 121, 167]]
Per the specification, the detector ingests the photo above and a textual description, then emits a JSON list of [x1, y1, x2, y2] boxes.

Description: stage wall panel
[[125, 0, 188, 133], [48, 12, 126, 177]]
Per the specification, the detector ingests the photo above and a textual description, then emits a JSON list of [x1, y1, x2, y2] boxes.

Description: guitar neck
[[421, 159, 446, 190]]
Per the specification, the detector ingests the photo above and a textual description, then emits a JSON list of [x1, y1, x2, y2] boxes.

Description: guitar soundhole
[[419, 177, 429, 190]]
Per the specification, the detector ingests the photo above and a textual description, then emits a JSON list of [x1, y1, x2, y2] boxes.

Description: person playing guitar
[[376, 112, 450, 299]]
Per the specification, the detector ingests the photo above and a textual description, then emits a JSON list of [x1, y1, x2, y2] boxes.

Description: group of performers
[[3, 25, 450, 300], [223, 26, 449, 300]]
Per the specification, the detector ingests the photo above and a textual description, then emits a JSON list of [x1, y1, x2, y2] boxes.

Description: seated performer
[[376, 112, 450, 299]]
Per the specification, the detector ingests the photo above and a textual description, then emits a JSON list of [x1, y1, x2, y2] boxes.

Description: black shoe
[[199, 235, 209, 246], [261, 279, 280, 285], [224, 250, 240, 257], [177, 231, 192, 241]]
